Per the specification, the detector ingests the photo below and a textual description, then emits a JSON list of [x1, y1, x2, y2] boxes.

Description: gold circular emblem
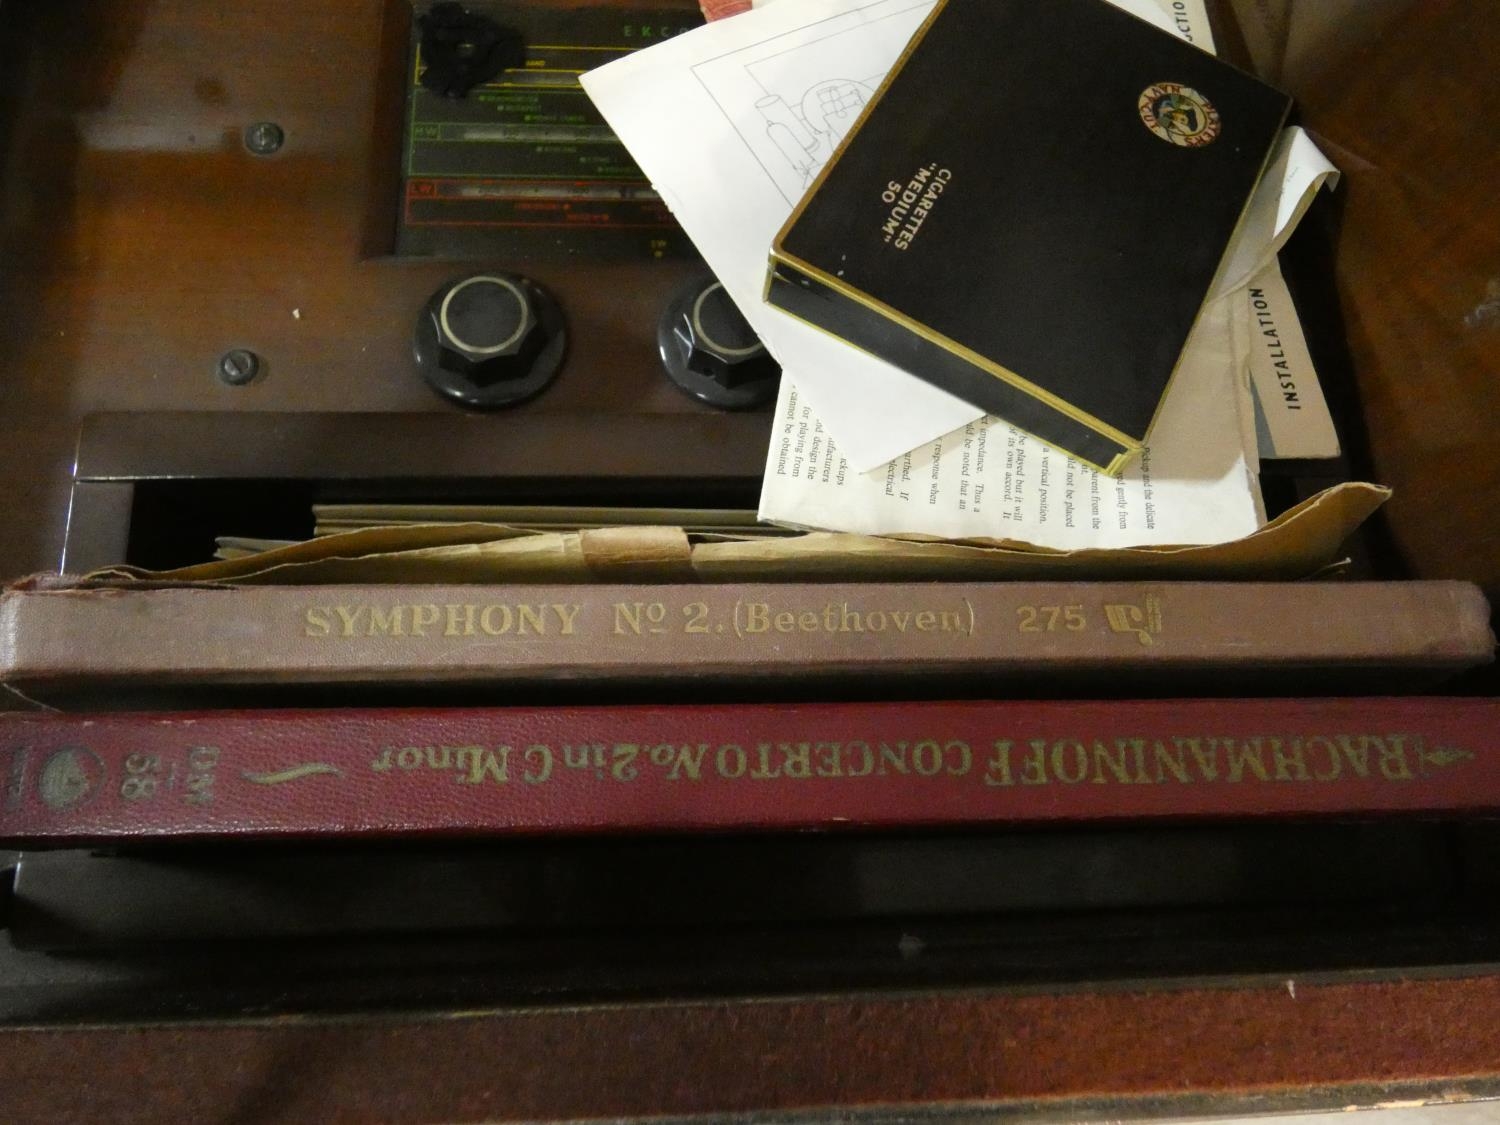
[[1138, 83, 1221, 147], [38, 746, 105, 810]]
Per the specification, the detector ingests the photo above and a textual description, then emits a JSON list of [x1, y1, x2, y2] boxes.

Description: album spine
[[0, 581, 1491, 703], [0, 698, 1496, 844]]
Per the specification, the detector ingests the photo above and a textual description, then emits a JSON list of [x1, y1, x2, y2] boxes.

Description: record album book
[[767, 0, 1292, 473]]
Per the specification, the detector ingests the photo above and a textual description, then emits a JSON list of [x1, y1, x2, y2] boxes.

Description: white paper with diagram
[[582, 0, 1183, 471]]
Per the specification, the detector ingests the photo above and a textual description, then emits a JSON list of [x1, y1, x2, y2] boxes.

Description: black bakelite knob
[[658, 274, 780, 409], [418, 3, 524, 99], [415, 273, 566, 409]]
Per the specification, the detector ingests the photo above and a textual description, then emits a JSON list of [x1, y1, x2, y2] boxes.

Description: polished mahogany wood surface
[[1, 974, 1498, 1123], [1265, 0, 1500, 596], [0, 0, 712, 580]]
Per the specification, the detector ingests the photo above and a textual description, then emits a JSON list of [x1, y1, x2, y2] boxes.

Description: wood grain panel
[[1261, 0, 1500, 595], [0, 976, 1498, 1123], [0, 0, 715, 579]]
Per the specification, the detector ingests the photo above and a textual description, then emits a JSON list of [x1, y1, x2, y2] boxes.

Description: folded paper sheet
[[759, 294, 1272, 548], [582, 0, 1183, 472], [585, 0, 1335, 472]]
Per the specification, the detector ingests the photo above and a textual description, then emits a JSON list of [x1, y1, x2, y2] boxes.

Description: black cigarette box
[[766, 0, 1291, 474]]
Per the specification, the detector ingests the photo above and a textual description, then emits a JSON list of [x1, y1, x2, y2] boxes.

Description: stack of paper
[[582, 0, 1340, 550]]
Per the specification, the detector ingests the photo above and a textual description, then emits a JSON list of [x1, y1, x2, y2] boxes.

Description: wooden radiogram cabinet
[[0, 1, 1496, 1122]]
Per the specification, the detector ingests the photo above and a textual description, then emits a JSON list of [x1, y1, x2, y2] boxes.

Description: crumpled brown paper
[[81, 482, 1390, 586]]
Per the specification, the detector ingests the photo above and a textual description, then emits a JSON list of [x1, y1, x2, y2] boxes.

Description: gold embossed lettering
[[480, 605, 512, 635], [458, 746, 509, 785], [912, 740, 942, 776], [305, 607, 332, 637], [189, 747, 221, 770], [410, 605, 440, 636], [553, 603, 581, 635], [1020, 739, 1048, 785], [1153, 740, 1192, 783], [1223, 739, 1270, 782], [814, 743, 843, 777], [334, 605, 363, 636], [522, 745, 552, 784], [1132, 738, 1150, 782], [614, 602, 645, 635], [397, 747, 423, 770], [916, 611, 936, 631], [664, 744, 709, 781], [877, 743, 908, 775], [1379, 735, 1414, 780], [846, 742, 874, 777], [985, 741, 1015, 786], [946, 741, 971, 775], [368, 606, 404, 636], [781, 742, 812, 779], [1092, 740, 1135, 784], [775, 611, 795, 632], [1272, 739, 1310, 781], [611, 744, 640, 781], [1184, 738, 1217, 780], [1307, 736, 1341, 781], [749, 744, 781, 779], [184, 747, 218, 805], [371, 747, 395, 771], [1336, 734, 1373, 778], [745, 603, 770, 632], [716, 744, 747, 778], [799, 611, 819, 632], [1051, 739, 1088, 784], [517, 605, 547, 635]]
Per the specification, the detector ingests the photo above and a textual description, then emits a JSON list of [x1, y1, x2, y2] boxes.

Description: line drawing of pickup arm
[[755, 79, 877, 188]]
